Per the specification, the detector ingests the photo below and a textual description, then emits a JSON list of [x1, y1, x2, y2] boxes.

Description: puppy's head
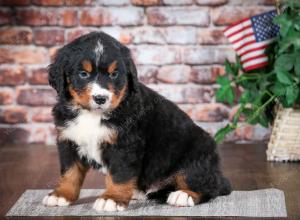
[[48, 32, 138, 112]]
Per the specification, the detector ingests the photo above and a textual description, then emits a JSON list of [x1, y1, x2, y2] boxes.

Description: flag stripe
[[243, 57, 268, 68], [235, 39, 256, 51], [240, 49, 266, 61], [226, 24, 252, 39], [244, 62, 268, 71], [224, 19, 251, 35], [241, 54, 267, 64], [239, 45, 268, 57], [231, 32, 254, 44], [237, 39, 273, 55]]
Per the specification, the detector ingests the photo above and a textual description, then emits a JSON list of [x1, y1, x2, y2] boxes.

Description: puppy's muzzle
[[93, 95, 108, 105]]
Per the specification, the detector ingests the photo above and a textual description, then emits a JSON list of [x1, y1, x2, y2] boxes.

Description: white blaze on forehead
[[90, 83, 112, 98], [94, 40, 104, 65]]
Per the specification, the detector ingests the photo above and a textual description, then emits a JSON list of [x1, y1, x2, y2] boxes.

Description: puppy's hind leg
[[166, 173, 202, 207]]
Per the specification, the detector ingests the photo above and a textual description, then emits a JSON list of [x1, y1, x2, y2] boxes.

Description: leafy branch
[[214, 0, 300, 143]]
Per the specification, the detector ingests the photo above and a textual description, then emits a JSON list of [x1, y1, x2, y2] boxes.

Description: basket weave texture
[[267, 106, 300, 161]]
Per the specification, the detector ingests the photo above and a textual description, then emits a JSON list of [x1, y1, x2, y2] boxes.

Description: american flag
[[223, 10, 280, 72]]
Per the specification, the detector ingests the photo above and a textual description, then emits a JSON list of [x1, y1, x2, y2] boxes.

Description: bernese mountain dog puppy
[[42, 32, 231, 212]]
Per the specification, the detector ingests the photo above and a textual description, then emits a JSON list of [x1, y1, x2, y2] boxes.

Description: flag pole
[[275, 0, 281, 15]]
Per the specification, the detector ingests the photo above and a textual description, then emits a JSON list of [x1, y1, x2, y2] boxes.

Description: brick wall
[[0, 0, 274, 145]]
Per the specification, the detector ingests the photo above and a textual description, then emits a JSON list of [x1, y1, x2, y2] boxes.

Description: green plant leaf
[[286, 85, 299, 106], [224, 59, 237, 76], [216, 76, 230, 86], [276, 70, 293, 85], [275, 54, 295, 71], [214, 124, 235, 144], [272, 82, 286, 96], [240, 91, 250, 104], [216, 76, 235, 105], [295, 55, 300, 76], [258, 113, 269, 128]]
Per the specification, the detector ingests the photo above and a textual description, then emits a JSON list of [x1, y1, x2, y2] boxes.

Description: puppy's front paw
[[167, 190, 195, 207], [93, 198, 126, 212], [42, 194, 71, 207]]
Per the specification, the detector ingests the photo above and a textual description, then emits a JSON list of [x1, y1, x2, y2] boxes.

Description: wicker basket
[[267, 105, 300, 161]]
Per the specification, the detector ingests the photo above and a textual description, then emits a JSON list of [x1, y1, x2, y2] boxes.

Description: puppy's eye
[[109, 71, 119, 80], [78, 71, 89, 79]]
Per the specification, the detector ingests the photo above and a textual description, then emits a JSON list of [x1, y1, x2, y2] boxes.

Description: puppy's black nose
[[93, 95, 108, 105]]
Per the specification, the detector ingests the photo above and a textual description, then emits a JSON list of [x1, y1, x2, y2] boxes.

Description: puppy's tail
[[146, 185, 175, 204]]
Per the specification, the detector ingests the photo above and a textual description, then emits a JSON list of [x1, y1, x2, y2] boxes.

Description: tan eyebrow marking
[[82, 60, 92, 73], [108, 60, 118, 74]]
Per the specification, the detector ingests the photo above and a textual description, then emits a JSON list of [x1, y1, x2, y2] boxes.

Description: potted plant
[[214, 0, 300, 161]]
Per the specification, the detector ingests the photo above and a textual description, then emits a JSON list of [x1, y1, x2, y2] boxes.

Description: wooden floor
[[0, 142, 299, 220]]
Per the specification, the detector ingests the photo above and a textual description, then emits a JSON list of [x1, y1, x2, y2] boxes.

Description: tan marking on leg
[[69, 86, 91, 108], [108, 83, 127, 109], [105, 130, 118, 145], [100, 174, 136, 206], [108, 60, 118, 74], [174, 173, 202, 204], [51, 162, 89, 202], [82, 60, 92, 73]]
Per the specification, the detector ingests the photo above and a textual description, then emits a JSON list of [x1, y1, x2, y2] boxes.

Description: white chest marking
[[60, 109, 115, 165]]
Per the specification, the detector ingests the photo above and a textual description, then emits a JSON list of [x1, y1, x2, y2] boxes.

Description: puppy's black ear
[[121, 46, 139, 94], [48, 52, 67, 98]]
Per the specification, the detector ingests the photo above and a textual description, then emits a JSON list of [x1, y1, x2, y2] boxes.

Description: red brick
[[183, 86, 214, 104], [137, 65, 158, 84], [59, 9, 78, 27], [194, 104, 229, 122], [17, 88, 56, 106], [164, 27, 196, 44], [32, 107, 53, 122], [29, 127, 48, 144], [0, 107, 28, 124], [66, 28, 92, 42], [198, 29, 228, 45], [80, 7, 144, 26], [100, 27, 132, 45], [163, 0, 193, 5], [32, 0, 63, 5], [49, 46, 60, 62], [1, 0, 30, 5], [195, 0, 228, 6], [64, 0, 92, 5], [183, 47, 235, 65], [147, 7, 209, 26], [0, 90, 14, 105], [131, 0, 161, 6], [149, 84, 214, 103], [212, 6, 270, 26], [0, 27, 33, 44], [0, 9, 12, 25], [229, 0, 274, 5], [34, 28, 65, 46], [0, 47, 48, 64], [0, 66, 26, 86], [131, 27, 165, 44], [178, 104, 193, 117], [157, 65, 191, 84], [190, 66, 225, 84], [0, 127, 30, 145], [28, 68, 48, 85], [131, 45, 181, 65], [16, 8, 59, 26], [99, 0, 130, 5]]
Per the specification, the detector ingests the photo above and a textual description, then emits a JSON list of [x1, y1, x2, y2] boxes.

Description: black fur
[[49, 32, 232, 204]]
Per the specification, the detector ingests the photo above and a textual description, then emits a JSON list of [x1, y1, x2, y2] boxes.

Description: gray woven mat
[[6, 188, 287, 217]]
